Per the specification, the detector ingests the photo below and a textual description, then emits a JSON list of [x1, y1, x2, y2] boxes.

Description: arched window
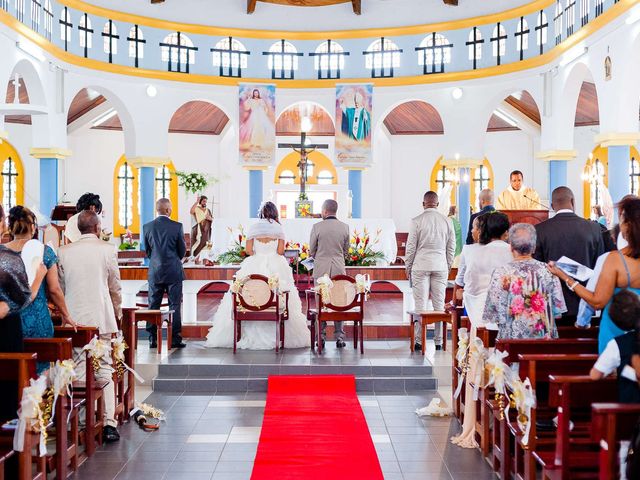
[[491, 23, 507, 58], [59, 7, 72, 43], [0, 141, 24, 210], [418, 33, 452, 70], [212, 37, 248, 70], [15, 0, 24, 22], [314, 40, 345, 73], [536, 11, 548, 49], [43, 0, 53, 40], [102, 21, 118, 56], [317, 170, 334, 185], [565, 0, 576, 37], [580, 0, 590, 26], [128, 25, 144, 63], [467, 28, 483, 62], [554, 1, 563, 44], [278, 169, 295, 185], [268, 40, 299, 76], [471, 160, 494, 209], [516, 17, 529, 53], [161, 32, 196, 69], [365, 38, 401, 70], [78, 14, 93, 50], [114, 157, 138, 235], [154, 163, 178, 215], [630, 158, 640, 196], [30, 0, 41, 31]]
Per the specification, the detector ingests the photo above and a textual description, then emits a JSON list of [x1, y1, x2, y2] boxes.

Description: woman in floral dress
[[483, 223, 567, 339]]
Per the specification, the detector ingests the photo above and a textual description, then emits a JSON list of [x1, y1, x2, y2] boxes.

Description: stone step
[[153, 375, 437, 393], [156, 363, 433, 378]]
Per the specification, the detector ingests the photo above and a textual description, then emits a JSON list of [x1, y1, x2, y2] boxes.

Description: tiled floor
[[75, 391, 495, 480]]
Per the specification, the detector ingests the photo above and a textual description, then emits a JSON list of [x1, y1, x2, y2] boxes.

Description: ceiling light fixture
[[146, 84, 157, 97], [451, 87, 463, 100]]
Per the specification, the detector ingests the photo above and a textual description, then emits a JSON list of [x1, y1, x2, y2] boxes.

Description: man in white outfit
[[405, 191, 455, 351]]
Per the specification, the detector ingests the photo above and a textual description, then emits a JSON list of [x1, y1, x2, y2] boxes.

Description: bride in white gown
[[205, 202, 311, 350]]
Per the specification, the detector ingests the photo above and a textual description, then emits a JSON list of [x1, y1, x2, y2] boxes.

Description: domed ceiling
[[83, 0, 531, 31]]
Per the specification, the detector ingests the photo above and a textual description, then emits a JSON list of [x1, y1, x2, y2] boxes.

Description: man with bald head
[[406, 191, 455, 351], [144, 198, 187, 348], [57, 210, 122, 442], [466, 188, 496, 245], [534, 186, 605, 323]]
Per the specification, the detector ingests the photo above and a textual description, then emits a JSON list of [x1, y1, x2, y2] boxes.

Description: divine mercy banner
[[239, 84, 276, 165], [335, 84, 373, 165]]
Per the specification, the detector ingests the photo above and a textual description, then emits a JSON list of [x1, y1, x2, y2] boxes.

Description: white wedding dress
[[205, 239, 311, 350]]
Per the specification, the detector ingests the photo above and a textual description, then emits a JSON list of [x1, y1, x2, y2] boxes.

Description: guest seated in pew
[[590, 290, 640, 403], [57, 210, 122, 443], [451, 212, 513, 449], [4, 207, 77, 373], [484, 223, 566, 339], [549, 196, 640, 353]]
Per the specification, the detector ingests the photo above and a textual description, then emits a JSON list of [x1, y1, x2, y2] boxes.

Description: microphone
[[523, 194, 551, 210]]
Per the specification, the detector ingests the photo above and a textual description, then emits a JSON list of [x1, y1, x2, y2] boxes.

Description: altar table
[[211, 218, 398, 264]]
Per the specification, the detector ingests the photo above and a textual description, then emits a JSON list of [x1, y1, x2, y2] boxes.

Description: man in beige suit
[[405, 191, 455, 351], [58, 211, 122, 443], [310, 199, 350, 348]]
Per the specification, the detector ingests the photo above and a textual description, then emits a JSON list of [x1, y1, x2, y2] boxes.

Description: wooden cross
[[278, 132, 328, 198], [262, 39, 304, 80], [117, 161, 135, 228], [127, 25, 146, 68], [308, 39, 350, 80], [78, 13, 94, 58], [59, 7, 73, 52], [490, 22, 507, 66], [565, 0, 576, 36], [160, 32, 198, 73], [465, 27, 484, 70], [535, 10, 548, 55], [102, 19, 119, 64], [210, 36, 251, 78], [362, 37, 403, 78], [415, 32, 454, 75], [2, 157, 19, 209], [515, 16, 530, 61]]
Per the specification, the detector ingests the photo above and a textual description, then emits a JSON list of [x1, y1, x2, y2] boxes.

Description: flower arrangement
[[285, 241, 311, 274], [345, 227, 386, 266], [295, 200, 313, 218], [216, 226, 247, 264], [175, 171, 216, 195], [119, 229, 138, 251]]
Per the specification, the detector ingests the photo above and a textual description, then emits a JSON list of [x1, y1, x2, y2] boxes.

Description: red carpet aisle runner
[[250, 375, 384, 480]]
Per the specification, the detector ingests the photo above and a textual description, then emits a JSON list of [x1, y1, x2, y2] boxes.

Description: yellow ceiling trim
[[58, 0, 555, 40], [0, 0, 635, 88]]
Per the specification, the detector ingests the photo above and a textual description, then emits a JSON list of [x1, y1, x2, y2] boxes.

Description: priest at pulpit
[[496, 170, 543, 210]]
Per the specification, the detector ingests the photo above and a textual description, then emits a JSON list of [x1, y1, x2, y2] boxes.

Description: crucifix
[[102, 19, 119, 64], [278, 131, 328, 198], [78, 13, 93, 58], [127, 25, 146, 68], [59, 7, 73, 52], [490, 22, 507, 66], [535, 10, 548, 55], [515, 17, 530, 61], [465, 27, 484, 70]]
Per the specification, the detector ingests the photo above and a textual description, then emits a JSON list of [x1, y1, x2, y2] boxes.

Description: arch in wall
[[66, 85, 137, 155], [274, 150, 337, 185], [275, 101, 335, 136], [0, 139, 25, 209], [167, 100, 230, 136], [482, 89, 542, 135], [6, 58, 46, 106], [560, 61, 599, 139], [429, 157, 494, 210], [381, 100, 445, 135], [376, 98, 446, 134], [112, 155, 179, 236]]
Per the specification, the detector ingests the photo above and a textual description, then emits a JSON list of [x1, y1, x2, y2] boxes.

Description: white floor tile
[[208, 400, 266, 408], [187, 434, 229, 444], [372, 434, 392, 443]]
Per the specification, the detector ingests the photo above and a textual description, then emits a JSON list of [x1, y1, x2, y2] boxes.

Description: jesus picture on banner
[[239, 85, 276, 164], [336, 84, 373, 165]]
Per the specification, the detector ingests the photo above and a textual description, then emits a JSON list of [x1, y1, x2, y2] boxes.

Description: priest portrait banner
[[239, 84, 276, 165], [335, 84, 373, 165]]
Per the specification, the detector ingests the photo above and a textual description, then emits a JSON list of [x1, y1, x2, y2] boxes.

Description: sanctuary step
[[150, 341, 438, 394]]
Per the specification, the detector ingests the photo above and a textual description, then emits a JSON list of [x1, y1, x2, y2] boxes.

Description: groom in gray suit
[[310, 199, 350, 349]]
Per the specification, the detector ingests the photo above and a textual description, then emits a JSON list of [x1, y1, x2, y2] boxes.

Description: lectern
[[49, 204, 77, 245], [499, 209, 549, 226]]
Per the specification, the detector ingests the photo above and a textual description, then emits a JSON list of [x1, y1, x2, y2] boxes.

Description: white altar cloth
[[210, 218, 398, 264]]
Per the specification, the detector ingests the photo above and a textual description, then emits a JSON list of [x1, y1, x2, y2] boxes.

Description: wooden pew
[[557, 326, 599, 339], [53, 327, 104, 457], [535, 375, 618, 480], [119, 307, 138, 423], [511, 354, 599, 480], [591, 403, 640, 480], [0, 353, 44, 480], [23, 337, 84, 479], [496, 338, 598, 363]]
